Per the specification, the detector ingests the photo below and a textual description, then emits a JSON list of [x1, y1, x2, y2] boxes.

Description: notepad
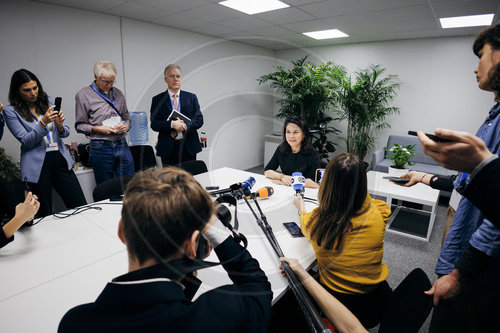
[[167, 109, 191, 122]]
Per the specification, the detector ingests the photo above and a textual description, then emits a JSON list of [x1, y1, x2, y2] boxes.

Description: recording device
[[283, 222, 304, 238], [247, 186, 274, 199], [54, 97, 62, 111], [208, 177, 256, 196], [315, 168, 325, 184], [408, 130, 453, 143], [291, 172, 305, 196], [383, 176, 410, 184]]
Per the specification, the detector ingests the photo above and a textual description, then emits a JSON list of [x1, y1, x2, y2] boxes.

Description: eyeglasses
[[97, 78, 115, 85]]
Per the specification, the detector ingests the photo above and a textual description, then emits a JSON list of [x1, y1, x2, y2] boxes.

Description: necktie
[[173, 94, 178, 110]]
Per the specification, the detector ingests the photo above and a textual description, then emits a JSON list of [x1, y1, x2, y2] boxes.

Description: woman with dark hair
[[3, 69, 86, 217], [264, 116, 320, 188], [294, 152, 392, 329]]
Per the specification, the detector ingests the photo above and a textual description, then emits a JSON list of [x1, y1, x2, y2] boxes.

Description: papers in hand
[[167, 109, 191, 122]]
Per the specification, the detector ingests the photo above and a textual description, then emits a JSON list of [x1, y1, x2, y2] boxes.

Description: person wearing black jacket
[[58, 167, 272, 332]]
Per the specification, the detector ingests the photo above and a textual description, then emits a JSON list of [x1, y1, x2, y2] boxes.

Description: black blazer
[[58, 237, 273, 333], [150, 90, 203, 157]]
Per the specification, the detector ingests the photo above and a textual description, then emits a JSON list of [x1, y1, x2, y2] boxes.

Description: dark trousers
[[161, 140, 196, 167], [29, 151, 87, 217], [429, 278, 500, 333], [379, 268, 433, 333], [324, 280, 393, 329]]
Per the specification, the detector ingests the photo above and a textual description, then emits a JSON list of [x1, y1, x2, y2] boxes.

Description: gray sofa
[[372, 134, 457, 177]]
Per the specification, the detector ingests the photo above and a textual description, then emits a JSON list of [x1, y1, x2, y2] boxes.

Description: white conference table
[[0, 167, 317, 332]]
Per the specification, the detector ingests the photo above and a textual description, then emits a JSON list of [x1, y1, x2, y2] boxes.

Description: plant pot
[[388, 166, 409, 177]]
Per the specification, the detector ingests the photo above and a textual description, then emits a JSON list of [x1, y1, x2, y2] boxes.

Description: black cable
[[31, 202, 123, 226]]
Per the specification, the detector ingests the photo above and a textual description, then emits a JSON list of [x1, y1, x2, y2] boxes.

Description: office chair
[[175, 160, 208, 176], [92, 174, 135, 202], [129, 145, 157, 172]]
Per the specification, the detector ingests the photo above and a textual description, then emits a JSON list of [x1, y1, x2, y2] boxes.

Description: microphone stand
[[237, 190, 331, 333]]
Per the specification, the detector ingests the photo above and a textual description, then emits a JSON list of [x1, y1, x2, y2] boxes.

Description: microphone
[[291, 172, 305, 196], [209, 177, 256, 196], [247, 186, 274, 199]]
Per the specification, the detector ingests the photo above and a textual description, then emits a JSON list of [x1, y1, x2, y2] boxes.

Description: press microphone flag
[[291, 172, 305, 195], [247, 186, 274, 199]]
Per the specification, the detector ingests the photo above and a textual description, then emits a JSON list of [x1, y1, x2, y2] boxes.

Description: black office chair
[[92, 174, 135, 202], [129, 145, 157, 172], [175, 160, 208, 176]]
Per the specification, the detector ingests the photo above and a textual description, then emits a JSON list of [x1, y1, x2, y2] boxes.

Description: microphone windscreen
[[291, 172, 305, 191], [241, 177, 256, 191], [256, 186, 274, 198]]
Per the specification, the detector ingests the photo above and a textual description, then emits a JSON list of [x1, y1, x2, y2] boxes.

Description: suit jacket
[[58, 237, 273, 333], [150, 90, 203, 158], [3, 98, 74, 183], [463, 156, 500, 228]]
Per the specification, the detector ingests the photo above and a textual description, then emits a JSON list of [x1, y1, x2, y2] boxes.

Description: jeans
[[90, 139, 135, 185]]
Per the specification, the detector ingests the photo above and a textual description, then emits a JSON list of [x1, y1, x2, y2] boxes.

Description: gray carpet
[[246, 165, 446, 332]]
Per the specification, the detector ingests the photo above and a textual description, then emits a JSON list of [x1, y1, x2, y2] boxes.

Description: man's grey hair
[[94, 60, 117, 78], [164, 64, 182, 77]]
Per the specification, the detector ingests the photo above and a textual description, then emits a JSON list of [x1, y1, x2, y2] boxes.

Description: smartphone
[[54, 97, 62, 111], [408, 130, 452, 143], [315, 168, 325, 184], [283, 222, 304, 238], [383, 176, 410, 184]]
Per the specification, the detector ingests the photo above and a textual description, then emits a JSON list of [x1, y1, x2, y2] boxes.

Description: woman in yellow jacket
[[294, 152, 391, 329]]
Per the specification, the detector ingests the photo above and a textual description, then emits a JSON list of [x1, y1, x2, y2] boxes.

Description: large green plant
[[337, 65, 400, 162], [258, 56, 343, 161]]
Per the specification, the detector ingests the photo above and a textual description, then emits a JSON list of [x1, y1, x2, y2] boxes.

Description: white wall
[[276, 37, 495, 163], [0, 1, 276, 170]]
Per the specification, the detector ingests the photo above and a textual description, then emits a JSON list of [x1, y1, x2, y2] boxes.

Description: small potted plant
[[385, 143, 416, 176]]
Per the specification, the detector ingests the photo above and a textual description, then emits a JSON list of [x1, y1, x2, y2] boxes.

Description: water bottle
[[129, 111, 148, 145]]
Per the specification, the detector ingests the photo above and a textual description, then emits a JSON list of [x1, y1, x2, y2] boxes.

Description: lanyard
[[168, 91, 181, 112], [91, 83, 118, 115]]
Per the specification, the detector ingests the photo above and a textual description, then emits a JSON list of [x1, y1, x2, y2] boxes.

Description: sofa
[[372, 134, 457, 179]]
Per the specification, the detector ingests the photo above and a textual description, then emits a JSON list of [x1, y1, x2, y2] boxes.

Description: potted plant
[[258, 56, 343, 162], [385, 143, 416, 176], [337, 64, 401, 166]]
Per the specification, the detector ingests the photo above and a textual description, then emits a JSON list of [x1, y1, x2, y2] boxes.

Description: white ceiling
[[33, 0, 500, 50]]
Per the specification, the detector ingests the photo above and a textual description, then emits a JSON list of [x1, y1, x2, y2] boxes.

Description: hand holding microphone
[[291, 172, 305, 197]]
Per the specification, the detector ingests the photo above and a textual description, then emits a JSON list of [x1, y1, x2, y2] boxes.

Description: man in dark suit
[[150, 64, 203, 166], [58, 167, 272, 333]]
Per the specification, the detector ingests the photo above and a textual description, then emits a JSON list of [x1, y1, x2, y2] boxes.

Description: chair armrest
[[371, 150, 385, 170]]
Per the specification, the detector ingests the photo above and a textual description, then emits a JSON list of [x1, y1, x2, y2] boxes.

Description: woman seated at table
[[294, 152, 392, 329], [264, 116, 320, 188], [4, 69, 86, 217], [1, 192, 40, 249]]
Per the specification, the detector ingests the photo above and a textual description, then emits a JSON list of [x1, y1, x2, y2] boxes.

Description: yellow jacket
[[301, 194, 391, 294]]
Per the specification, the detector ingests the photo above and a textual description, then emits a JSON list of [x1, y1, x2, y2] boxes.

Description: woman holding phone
[[294, 152, 392, 329], [4, 69, 86, 217]]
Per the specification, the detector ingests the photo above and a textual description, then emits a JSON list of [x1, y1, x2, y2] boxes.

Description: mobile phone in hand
[[408, 130, 452, 143], [382, 176, 410, 184], [54, 97, 62, 111], [283, 222, 304, 238]]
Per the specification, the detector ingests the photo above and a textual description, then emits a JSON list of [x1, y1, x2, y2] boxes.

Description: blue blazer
[[3, 98, 74, 183], [150, 90, 203, 158]]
